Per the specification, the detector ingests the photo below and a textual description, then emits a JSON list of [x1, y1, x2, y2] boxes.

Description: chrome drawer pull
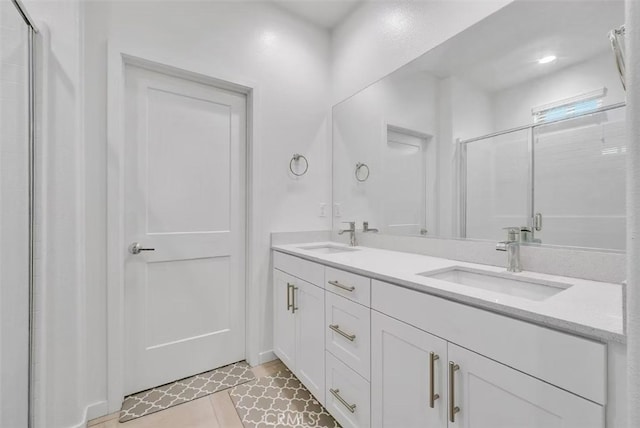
[[329, 324, 356, 341], [449, 361, 460, 423], [330, 388, 356, 413], [328, 280, 355, 292], [429, 352, 440, 408]]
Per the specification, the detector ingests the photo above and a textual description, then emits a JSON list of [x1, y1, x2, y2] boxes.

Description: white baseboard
[[86, 401, 110, 423], [257, 350, 277, 365], [70, 400, 109, 428]]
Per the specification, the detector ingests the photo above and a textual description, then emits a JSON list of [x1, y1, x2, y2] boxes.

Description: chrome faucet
[[362, 221, 379, 233], [496, 227, 522, 273], [338, 221, 357, 246]]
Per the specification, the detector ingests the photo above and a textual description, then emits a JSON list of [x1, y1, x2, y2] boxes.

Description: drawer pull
[[292, 285, 299, 314], [449, 361, 460, 423], [328, 280, 355, 292], [429, 352, 440, 408], [329, 324, 356, 341], [330, 388, 357, 413], [286, 283, 293, 312]]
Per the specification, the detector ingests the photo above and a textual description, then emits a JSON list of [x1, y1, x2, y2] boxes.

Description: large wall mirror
[[332, 0, 626, 252]]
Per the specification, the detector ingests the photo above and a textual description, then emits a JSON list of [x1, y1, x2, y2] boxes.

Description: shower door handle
[[128, 242, 155, 255]]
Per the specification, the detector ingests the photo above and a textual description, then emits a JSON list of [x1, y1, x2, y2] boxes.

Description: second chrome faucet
[[338, 221, 379, 247], [496, 227, 522, 272]]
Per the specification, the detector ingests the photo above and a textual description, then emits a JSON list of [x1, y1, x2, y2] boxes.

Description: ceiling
[[408, 0, 625, 92], [272, 0, 363, 29]]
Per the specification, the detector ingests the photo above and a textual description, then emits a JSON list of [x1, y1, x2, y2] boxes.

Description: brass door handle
[[329, 324, 356, 341], [330, 388, 356, 413], [328, 280, 355, 292], [449, 361, 460, 423], [429, 352, 440, 408]]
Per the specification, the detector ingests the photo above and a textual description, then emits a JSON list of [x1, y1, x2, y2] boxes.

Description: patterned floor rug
[[120, 360, 255, 422], [229, 368, 339, 428]]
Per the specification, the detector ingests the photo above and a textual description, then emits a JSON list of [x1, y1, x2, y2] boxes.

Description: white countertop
[[272, 242, 624, 343]]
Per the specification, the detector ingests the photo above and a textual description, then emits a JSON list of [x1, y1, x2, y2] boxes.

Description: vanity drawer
[[325, 351, 371, 428], [326, 292, 371, 379], [372, 280, 607, 405], [273, 251, 324, 287], [325, 267, 371, 307]]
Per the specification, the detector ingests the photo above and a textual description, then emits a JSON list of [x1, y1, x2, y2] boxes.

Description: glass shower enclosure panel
[[0, 1, 31, 426], [464, 129, 530, 241], [533, 106, 626, 250]]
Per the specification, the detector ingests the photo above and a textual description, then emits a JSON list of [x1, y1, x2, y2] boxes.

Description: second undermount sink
[[297, 244, 360, 254], [418, 267, 572, 301]]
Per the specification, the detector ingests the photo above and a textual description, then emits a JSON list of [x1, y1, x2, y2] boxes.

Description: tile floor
[[88, 359, 287, 428]]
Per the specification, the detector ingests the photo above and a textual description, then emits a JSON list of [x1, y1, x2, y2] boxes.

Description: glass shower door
[[463, 129, 531, 241], [532, 106, 626, 250], [0, 1, 32, 426]]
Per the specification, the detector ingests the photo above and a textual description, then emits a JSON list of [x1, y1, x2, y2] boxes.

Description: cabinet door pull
[[330, 388, 357, 413], [429, 352, 440, 408], [449, 361, 460, 422], [328, 280, 355, 292], [329, 324, 356, 341], [292, 286, 299, 314], [286, 283, 293, 312]]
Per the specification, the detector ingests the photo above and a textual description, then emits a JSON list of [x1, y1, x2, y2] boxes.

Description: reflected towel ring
[[355, 162, 370, 182], [290, 154, 309, 176]]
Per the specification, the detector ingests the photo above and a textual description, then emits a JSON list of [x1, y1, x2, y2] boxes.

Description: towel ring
[[290, 154, 309, 177], [355, 162, 370, 182]]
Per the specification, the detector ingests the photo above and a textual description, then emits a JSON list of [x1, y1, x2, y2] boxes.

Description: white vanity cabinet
[[273, 258, 326, 404], [272, 250, 609, 428]]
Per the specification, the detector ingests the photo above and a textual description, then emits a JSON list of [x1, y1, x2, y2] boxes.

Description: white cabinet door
[[273, 270, 296, 369], [371, 311, 447, 428], [295, 278, 326, 405], [448, 343, 604, 428]]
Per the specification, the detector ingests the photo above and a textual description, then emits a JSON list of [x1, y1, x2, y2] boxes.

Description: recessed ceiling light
[[538, 55, 557, 64]]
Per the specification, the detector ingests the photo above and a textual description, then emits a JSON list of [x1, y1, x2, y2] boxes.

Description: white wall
[[493, 52, 626, 130], [332, 67, 438, 234], [83, 0, 332, 418], [437, 76, 494, 237], [331, 0, 513, 103]]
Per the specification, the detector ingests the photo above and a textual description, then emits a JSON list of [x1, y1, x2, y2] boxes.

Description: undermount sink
[[297, 244, 360, 254], [418, 267, 572, 301]]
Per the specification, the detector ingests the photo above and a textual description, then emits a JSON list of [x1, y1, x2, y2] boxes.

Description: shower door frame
[[458, 101, 626, 242]]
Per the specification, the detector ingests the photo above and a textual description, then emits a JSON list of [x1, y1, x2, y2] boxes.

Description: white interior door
[[124, 63, 246, 394]]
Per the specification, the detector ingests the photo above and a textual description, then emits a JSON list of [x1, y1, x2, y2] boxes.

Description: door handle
[[429, 352, 440, 408], [449, 361, 460, 423], [287, 283, 293, 312], [128, 242, 155, 255], [291, 286, 299, 314]]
